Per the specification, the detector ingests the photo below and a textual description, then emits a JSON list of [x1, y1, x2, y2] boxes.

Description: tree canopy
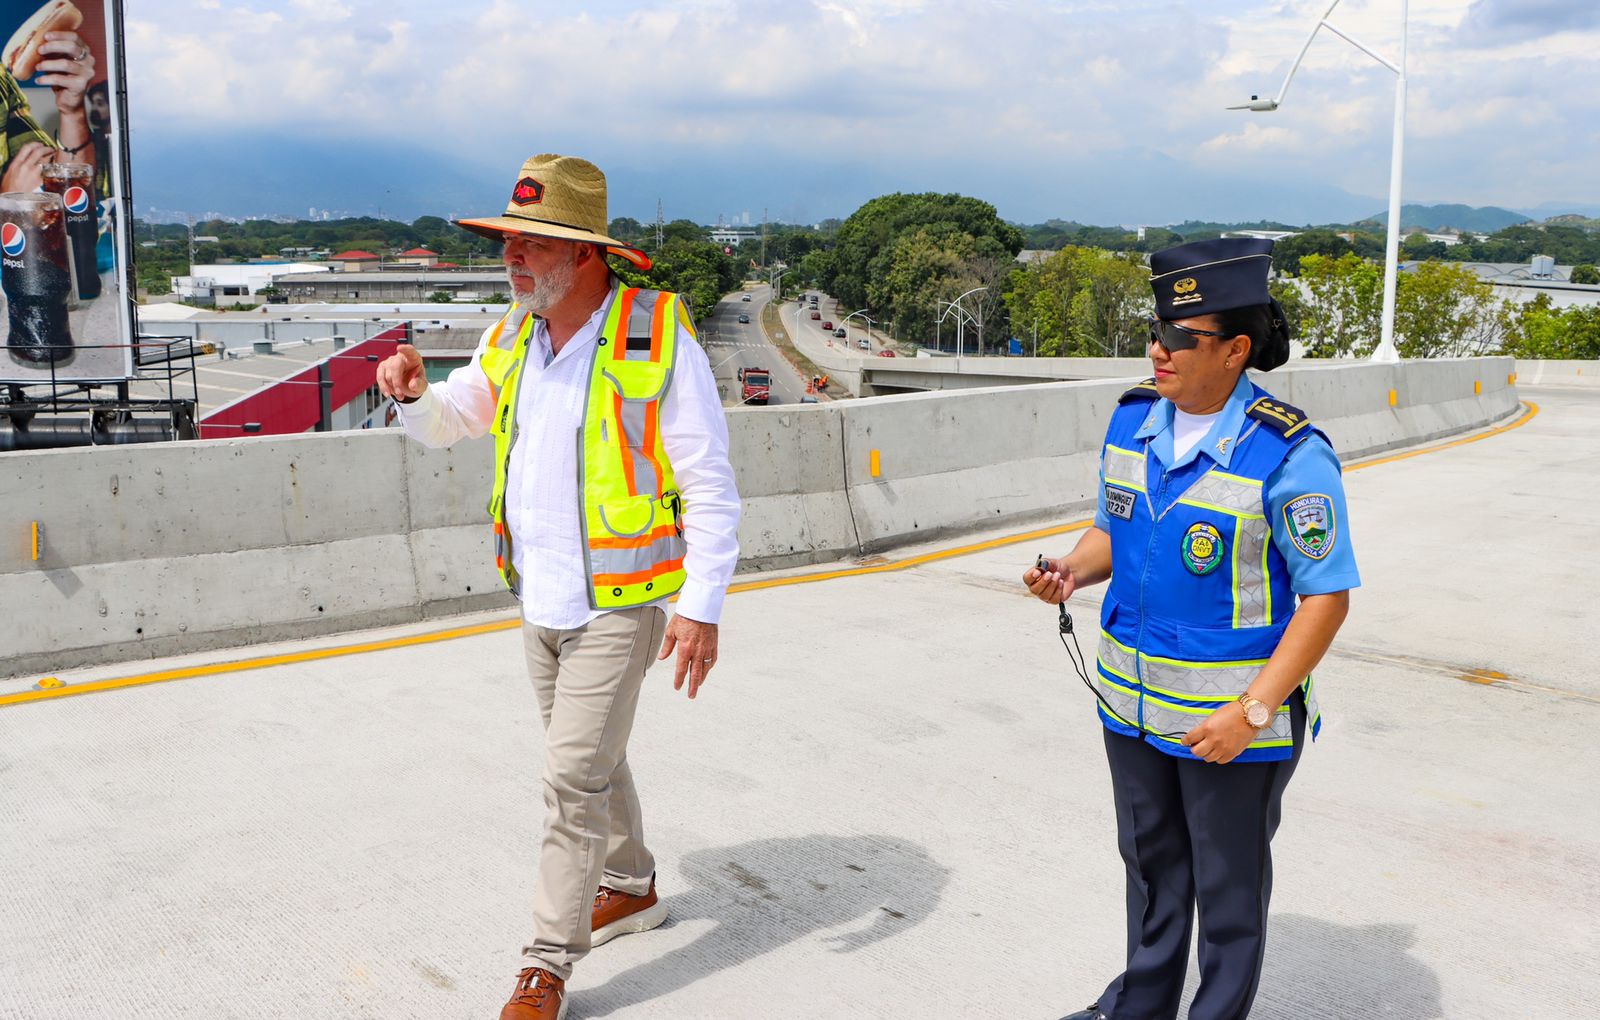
[[823, 192, 1024, 348]]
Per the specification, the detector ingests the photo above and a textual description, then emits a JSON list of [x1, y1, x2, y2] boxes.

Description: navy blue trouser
[[1097, 696, 1305, 1020]]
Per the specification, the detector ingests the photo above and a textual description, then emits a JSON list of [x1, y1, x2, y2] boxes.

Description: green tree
[[1401, 234, 1448, 261], [1273, 230, 1353, 276], [661, 219, 704, 245], [608, 217, 646, 245], [616, 240, 738, 323], [428, 290, 454, 303], [1297, 253, 1383, 357], [1268, 279, 1305, 346], [872, 226, 977, 346], [1393, 261, 1502, 357], [825, 192, 1025, 325], [1002, 246, 1151, 357], [1501, 295, 1600, 359], [1571, 264, 1600, 286]]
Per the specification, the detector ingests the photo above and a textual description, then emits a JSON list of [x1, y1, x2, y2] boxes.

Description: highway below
[[783, 291, 894, 364], [699, 285, 808, 407]]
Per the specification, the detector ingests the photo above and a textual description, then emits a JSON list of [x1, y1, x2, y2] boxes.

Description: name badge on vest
[[1104, 485, 1137, 521]]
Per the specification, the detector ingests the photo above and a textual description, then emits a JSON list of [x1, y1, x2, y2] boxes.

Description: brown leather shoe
[[591, 876, 668, 947], [499, 967, 566, 1020]]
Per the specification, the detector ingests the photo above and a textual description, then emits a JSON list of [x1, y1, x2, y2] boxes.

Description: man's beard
[[508, 252, 577, 314]]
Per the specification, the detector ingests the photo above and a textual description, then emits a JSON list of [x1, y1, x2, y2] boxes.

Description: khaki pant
[[519, 606, 667, 980]]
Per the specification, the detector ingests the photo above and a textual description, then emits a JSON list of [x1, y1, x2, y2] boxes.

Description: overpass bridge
[[2, 361, 1596, 1018]]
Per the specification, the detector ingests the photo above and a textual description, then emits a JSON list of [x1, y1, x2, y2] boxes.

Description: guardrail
[[0, 357, 1519, 677], [1514, 359, 1598, 387]]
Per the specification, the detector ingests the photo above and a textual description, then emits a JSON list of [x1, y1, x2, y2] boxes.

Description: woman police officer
[[1024, 238, 1360, 1020]]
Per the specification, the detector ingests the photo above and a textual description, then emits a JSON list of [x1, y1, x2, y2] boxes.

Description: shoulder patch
[[1283, 493, 1335, 559], [1246, 396, 1313, 438], [1119, 378, 1160, 405]]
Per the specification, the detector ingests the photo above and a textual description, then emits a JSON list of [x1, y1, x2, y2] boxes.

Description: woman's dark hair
[[1209, 299, 1292, 372]]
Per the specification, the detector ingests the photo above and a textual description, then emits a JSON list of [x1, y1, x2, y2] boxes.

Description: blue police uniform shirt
[[1094, 374, 1361, 596]]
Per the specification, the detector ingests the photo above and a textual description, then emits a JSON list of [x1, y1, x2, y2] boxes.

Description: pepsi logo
[[1, 223, 25, 257], [63, 186, 90, 214]]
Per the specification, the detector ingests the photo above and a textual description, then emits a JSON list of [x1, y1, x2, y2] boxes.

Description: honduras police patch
[[1284, 494, 1335, 559], [1181, 522, 1225, 576]]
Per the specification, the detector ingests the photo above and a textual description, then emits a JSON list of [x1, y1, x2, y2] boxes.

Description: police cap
[[1149, 237, 1274, 320]]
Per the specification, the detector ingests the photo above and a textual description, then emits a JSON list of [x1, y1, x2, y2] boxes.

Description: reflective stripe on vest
[[1103, 444, 1147, 493], [481, 288, 688, 608], [482, 309, 538, 595]]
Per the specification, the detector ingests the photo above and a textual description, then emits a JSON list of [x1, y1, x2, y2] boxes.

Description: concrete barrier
[[0, 357, 1519, 677], [1514, 359, 1600, 387]]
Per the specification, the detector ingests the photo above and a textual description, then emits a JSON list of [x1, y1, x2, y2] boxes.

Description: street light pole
[[951, 286, 986, 363], [936, 296, 981, 362], [842, 309, 874, 353], [1377, 0, 1408, 364], [1230, 0, 1406, 363]]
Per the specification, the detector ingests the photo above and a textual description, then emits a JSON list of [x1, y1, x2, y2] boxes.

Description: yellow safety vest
[[479, 287, 689, 608]]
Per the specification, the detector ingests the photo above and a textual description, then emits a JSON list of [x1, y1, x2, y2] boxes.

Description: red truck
[[738, 366, 771, 405]]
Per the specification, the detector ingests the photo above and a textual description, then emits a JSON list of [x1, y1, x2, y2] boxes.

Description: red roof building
[[330, 250, 382, 272], [396, 247, 441, 267]]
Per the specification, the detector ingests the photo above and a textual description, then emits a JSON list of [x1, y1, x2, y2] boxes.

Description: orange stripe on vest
[[592, 558, 686, 587]]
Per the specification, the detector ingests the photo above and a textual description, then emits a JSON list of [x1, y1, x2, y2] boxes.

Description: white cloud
[[124, 0, 1599, 219]]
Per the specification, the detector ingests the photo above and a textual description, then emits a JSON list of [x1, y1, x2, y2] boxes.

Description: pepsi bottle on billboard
[[42, 162, 100, 300], [0, 191, 75, 366]]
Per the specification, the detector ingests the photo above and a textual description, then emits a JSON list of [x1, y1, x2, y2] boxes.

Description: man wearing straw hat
[[377, 154, 741, 1020]]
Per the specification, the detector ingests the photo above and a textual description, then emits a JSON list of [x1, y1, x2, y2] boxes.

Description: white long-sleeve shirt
[[396, 283, 741, 629]]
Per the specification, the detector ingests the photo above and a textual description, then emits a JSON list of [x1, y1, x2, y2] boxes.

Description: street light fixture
[[1231, 0, 1407, 363], [842, 308, 875, 352], [936, 286, 988, 361], [935, 301, 973, 356]]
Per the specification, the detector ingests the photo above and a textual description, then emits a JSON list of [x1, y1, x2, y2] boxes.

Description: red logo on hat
[[511, 177, 544, 206]]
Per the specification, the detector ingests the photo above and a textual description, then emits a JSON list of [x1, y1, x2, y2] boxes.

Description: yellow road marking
[[0, 619, 515, 707], [1, 401, 1540, 709], [1345, 401, 1537, 472]]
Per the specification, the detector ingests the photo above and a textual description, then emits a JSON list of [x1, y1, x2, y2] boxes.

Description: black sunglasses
[[1145, 317, 1231, 352]]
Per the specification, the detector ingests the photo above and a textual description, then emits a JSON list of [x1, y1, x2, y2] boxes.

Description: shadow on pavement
[[1249, 915, 1444, 1019], [574, 833, 948, 1017]]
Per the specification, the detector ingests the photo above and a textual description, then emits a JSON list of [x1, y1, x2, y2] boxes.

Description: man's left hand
[[657, 614, 718, 699], [1182, 704, 1260, 764], [35, 32, 95, 113]]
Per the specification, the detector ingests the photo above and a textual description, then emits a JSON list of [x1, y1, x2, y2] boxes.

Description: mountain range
[[129, 131, 1595, 234]]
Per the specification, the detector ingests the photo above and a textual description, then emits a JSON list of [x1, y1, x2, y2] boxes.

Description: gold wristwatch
[[1237, 694, 1272, 730]]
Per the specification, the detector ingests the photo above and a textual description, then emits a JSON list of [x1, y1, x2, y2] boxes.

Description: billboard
[[0, 0, 133, 384]]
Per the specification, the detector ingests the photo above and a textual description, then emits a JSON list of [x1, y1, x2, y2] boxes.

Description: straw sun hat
[[456, 153, 652, 270]]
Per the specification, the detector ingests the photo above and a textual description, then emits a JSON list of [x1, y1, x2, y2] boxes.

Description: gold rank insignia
[[1118, 378, 1161, 404], [1172, 277, 1202, 306], [1246, 396, 1313, 437]]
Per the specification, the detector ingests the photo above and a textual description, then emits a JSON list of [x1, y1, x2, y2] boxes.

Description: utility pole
[[655, 198, 664, 251], [760, 207, 768, 269]]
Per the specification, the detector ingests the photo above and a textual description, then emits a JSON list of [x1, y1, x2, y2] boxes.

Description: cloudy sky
[[124, 0, 1599, 225]]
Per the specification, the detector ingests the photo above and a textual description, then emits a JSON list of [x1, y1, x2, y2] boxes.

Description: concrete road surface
[[699, 287, 807, 407], [2, 387, 1597, 1018]]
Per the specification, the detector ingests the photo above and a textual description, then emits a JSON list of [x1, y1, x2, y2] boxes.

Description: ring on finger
[[77, 45, 88, 60]]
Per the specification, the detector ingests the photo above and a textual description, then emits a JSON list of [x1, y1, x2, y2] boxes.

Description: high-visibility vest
[[1093, 379, 1328, 762], [479, 287, 689, 609]]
